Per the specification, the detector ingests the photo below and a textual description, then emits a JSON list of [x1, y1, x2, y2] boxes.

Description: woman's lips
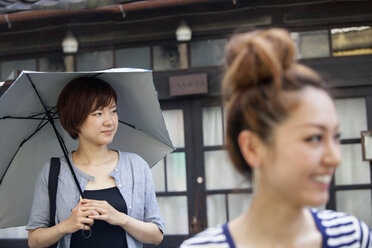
[[102, 130, 113, 135], [310, 174, 332, 184]]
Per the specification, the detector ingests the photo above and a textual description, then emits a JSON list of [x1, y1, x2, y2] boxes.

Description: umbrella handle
[[82, 225, 92, 239]]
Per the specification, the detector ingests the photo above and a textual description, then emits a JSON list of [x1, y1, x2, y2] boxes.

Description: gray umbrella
[[0, 68, 174, 229]]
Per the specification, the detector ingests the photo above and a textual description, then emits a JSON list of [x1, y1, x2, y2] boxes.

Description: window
[[0, 226, 27, 239], [333, 97, 372, 227], [39, 56, 66, 72], [115, 47, 150, 69], [191, 39, 226, 67], [0, 59, 36, 81], [331, 26, 372, 56], [76, 50, 113, 71], [291, 30, 330, 59], [151, 109, 189, 235], [152, 44, 188, 71], [202, 105, 251, 227]]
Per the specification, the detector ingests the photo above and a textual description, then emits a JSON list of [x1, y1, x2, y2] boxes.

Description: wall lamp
[[62, 32, 78, 54], [176, 20, 192, 42]]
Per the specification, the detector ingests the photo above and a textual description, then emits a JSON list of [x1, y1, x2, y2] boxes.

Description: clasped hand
[[63, 198, 125, 234]]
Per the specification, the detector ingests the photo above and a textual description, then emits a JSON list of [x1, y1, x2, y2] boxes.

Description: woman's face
[[78, 99, 118, 146], [259, 86, 341, 207]]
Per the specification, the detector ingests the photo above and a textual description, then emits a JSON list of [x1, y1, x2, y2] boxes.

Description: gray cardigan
[[27, 151, 165, 248]]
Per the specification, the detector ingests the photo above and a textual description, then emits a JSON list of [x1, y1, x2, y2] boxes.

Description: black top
[[70, 187, 128, 248]]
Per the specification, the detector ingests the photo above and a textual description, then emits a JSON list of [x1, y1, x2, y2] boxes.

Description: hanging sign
[[169, 73, 208, 96]]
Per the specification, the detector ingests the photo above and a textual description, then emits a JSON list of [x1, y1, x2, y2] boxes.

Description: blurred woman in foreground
[[181, 28, 371, 247]]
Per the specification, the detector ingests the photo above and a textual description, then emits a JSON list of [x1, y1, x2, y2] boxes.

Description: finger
[[82, 224, 91, 231], [76, 223, 85, 230], [80, 217, 94, 226], [81, 205, 106, 213], [81, 198, 102, 204], [81, 210, 100, 217], [81, 202, 99, 209], [82, 199, 108, 208], [88, 214, 105, 220], [81, 202, 103, 209], [73, 200, 83, 210]]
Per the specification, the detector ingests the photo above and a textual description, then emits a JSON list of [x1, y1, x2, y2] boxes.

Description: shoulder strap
[[48, 157, 61, 248]]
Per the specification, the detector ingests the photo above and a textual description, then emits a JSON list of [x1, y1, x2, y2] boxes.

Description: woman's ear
[[237, 130, 264, 169]]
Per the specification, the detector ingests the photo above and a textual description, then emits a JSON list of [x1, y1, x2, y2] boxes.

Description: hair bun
[[223, 28, 296, 93]]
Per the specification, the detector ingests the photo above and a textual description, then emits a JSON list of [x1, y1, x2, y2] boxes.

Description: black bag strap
[[48, 157, 61, 248]]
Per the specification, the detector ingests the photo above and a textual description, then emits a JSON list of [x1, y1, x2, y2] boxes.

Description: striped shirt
[[180, 209, 371, 248]]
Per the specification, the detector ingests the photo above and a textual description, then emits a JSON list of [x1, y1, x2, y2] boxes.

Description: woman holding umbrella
[[181, 28, 371, 247], [27, 77, 164, 248]]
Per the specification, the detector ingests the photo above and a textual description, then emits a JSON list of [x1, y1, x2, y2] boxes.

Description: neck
[[230, 176, 315, 246], [73, 141, 110, 166], [248, 193, 306, 233], [230, 193, 312, 247]]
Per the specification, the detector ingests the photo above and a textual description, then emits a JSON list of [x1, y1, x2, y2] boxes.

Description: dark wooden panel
[[303, 55, 372, 88], [0, 239, 28, 248]]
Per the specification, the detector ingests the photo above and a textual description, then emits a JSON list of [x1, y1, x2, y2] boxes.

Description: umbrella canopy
[[0, 68, 174, 229]]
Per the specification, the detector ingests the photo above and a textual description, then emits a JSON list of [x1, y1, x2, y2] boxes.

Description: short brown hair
[[222, 28, 326, 177], [57, 77, 117, 139]]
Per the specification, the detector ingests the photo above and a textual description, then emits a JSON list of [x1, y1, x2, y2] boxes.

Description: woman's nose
[[103, 112, 114, 124], [323, 139, 341, 168]]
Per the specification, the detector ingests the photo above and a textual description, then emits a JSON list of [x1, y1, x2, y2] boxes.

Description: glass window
[[203, 106, 223, 146], [166, 152, 187, 192], [0, 59, 36, 81], [334, 98, 367, 139], [291, 30, 330, 59], [115, 47, 150, 69], [207, 194, 226, 227], [204, 150, 250, 190], [191, 39, 226, 67], [336, 190, 372, 227], [332, 26, 372, 56], [152, 152, 187, 192], [335, 144, 370, 185], [153, 44, 188, 71], [0, 226, 27, 238], [162, 109, 185, 148], [39, 56, 66, 72], [151, 159, 165, 192], [76, 50, 113, 71], [157, 196, 189, 234], [228, 193, 252, 220]]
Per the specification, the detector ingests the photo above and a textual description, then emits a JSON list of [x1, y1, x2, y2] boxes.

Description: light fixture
[[62, 32, 78, 54], [176, 20, 192, 42]]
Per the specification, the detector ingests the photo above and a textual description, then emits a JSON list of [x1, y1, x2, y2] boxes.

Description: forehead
[[280, 87, 338, 131], [92, 97, 116, 110]]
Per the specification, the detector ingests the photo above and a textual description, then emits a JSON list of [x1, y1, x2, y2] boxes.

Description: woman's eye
[[305, 135, 322, 143], [93, 112, 102, 116], [334, 133, 341, 142], [112, 109, 117, 113]]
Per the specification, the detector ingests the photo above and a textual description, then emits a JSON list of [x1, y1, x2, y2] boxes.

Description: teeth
[[311, 175, 332, 184]]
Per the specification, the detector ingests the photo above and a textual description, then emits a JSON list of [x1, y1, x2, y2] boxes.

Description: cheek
[[293, 146, 323, 171], [271, 145, 317, 173], [114, 116, 119, 127]]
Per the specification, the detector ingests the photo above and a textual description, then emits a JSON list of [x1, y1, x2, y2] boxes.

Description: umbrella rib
[[26, 73, 85, 198], [119, 120, 136, 129], [0, 119, 50, 184], [0, 116, 55, 120], [0, 108, 58, 120]]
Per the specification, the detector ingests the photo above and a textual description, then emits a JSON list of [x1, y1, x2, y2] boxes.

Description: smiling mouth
[[102, 130, 113, 134], [310, 175, 332, 184]]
